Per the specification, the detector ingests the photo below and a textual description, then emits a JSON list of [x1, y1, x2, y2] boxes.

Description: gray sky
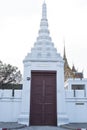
[[0, 0, 87, 77]]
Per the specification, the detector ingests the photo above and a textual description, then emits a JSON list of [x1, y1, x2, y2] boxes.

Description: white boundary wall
[[0, 90, 22, 122], [65, 97, 87, 122], [65, 78, 87, 123]]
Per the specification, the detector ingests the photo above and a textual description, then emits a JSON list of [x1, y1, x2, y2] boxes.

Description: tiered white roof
[[24, 1, 63, 62]]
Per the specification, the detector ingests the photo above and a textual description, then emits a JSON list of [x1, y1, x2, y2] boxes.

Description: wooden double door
[[30, 71, 57, 126]]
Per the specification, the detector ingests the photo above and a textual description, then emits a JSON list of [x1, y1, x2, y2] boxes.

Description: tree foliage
[[0, 61, 22, 87]]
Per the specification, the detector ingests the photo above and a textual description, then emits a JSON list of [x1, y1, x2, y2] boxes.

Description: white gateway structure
[[18, 1, 68, 126]]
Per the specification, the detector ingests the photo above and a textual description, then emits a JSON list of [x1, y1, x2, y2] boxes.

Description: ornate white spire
[[37, 1, 50, 42], [24, 1, 63, 62]]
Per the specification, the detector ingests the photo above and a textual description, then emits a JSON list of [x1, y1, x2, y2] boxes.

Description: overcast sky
[[0, 0, 87, 77]]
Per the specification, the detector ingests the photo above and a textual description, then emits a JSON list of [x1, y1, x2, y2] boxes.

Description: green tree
[[0, 61, 22, 88]]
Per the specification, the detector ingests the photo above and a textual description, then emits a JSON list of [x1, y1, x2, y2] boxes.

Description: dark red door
[[30, 71, 57, 126]]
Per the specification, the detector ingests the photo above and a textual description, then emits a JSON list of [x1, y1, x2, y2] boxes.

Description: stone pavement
[[0, 122, 67, 130], [13, 126, 68, 130], [61, 123, 87, 130], [0, 122, 26, 129], [0, 122, 87, 130]]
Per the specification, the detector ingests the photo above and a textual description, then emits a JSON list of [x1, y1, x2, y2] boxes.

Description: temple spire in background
[[63, 40, 67, 61]]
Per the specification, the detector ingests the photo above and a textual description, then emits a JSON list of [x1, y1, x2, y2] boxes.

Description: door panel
[[30, 71, 57, 126]]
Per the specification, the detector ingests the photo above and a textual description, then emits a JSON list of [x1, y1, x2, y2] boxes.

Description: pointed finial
[[42, 0, 47, 19], [63, 39, 66, 60], [43, 0, 46, 4], [82, 69, 84, 77], [63, 38, 65, 49], [72, 64, 77, 72]]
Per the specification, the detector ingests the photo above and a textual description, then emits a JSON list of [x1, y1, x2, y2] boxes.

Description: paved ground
[[0, 122, 26, 129], [13, 126, 68, 130], [61, 123, 87, 129], [0, 122, 87, 130], [0, 122, 67, 130]]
